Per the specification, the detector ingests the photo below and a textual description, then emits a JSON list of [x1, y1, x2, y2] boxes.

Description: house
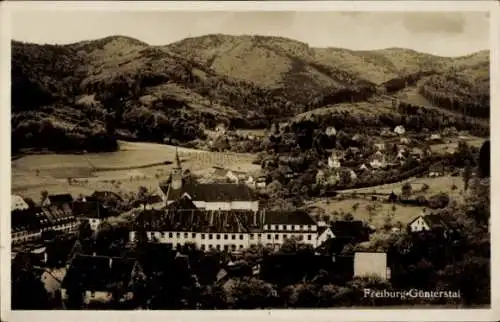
[[380, 128, 393, 137], [328, 153, 341, 169], [72, 201, 111, 232], [325, 126, 337, 137], [400, 137, 410, 144], [374, 143, 386, 151], [12, 242, 49, 265], [316, 170, 326, 185], [129, 208, 320, 251], [331, 220, 370, 243], [317, 227, 335, 247], [327, 172, 341, 186], [215, 123, 227, 135], [408, 214, 453, 235], [225, 170, 239, 183], [11, 194, 30, 211], [410, 147, 425, 160], [245, 175, 256, 187], [226, 170, 247, 184], [429, 133, 442, 141], [255, 176, 269, 189], [359, 164, 369, 172], [11, 207, 53, 244], [41, 204, 79, 234], [90, 191, 124, 205], [396, 150, 406, 162], [394, 125, 406, 136], [61, 254, 144, 306], [346, 147, 361, 159], [369, 151, 386, 169], [42, 194, 74, 207], [346, 169, 358, 181], [164, 182, 259, 211], [263, 210, 319, 248], [11, 204, 79, 245], [353, 252, 390, 281], [351, 134, 363, 142]]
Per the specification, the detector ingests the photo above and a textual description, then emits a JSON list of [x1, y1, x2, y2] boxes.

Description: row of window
[[264, 224, 313, 231], [146, 232, 314, 241], [13, 225, 76, 239]]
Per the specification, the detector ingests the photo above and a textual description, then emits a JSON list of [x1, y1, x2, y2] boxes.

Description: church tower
[[171, 148, 183, 190]]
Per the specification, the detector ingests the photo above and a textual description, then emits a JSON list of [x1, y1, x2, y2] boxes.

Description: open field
[[341, 175, 465, 199], [11, 141, 260, 201], [310, 175, 467, 229], [429, 135, 485, 155], [307, 198, 425, 230]]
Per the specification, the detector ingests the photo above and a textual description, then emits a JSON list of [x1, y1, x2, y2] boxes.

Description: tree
[[40, 189, 49, 205], [478, 140, 490, 178], [11, 254, 51, 309], [463, 161, 472, 191], [227, 278, 278, 309], [136, 186, 151, 210], [401, 183, 412, 199], [78, 220, 93, 241]]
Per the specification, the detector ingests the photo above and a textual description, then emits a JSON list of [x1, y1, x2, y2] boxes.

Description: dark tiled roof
[[61, 255, 136, 292], [331, 221, 365, 238], [166, 183, 255, 202], [423, 214, 449, 229], [134, 209, 261, 233], [263, 210, 315, 226], [91, 191, 123, 202], [11, 207, 52, 232], [148, 195, 164, 204], [167, 196, 198, 210], [317, 227, 328, 236], [42, 204, 75, 225], [48, 194, 74, 204], [72, 201, 109, 219], [133, 209, 317, 233]]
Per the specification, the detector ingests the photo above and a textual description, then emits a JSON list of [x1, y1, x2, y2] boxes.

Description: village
[[11, 119, 490, 308]]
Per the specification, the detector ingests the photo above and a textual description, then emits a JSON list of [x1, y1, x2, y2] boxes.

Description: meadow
[[308, 175, 466, 229], [11, 140, 260, 201]]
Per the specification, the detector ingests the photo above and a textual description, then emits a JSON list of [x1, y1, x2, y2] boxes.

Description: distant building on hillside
[[325, 126, 337, 137], [215, 123, 227, 135], [394, 125, 406, 136], [407, 214, 456, 237], [328, 152, 342, 169]]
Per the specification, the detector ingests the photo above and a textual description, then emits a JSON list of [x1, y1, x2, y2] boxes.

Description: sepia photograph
[[1, 1, 498, 320]]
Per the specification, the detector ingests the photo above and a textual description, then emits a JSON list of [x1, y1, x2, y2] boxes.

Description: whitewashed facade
[[11, 195, 29, 211], [408, 216, 431, 232]]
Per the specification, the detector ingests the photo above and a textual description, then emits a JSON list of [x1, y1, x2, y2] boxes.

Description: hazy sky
[[10, 10, 490, 57]]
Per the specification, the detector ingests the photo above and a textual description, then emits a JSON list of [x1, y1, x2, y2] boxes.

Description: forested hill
[[11, 34, 489, 153]]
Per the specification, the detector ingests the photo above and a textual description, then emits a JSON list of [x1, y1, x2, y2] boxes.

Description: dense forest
[[11, 35, 489, 153]]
